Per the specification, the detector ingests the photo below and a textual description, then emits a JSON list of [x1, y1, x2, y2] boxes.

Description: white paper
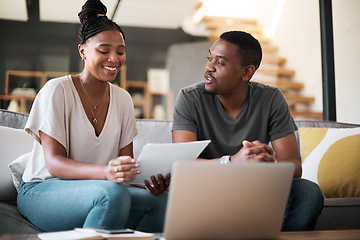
[[129, 140, 210, 184], [38, 230, 101, 240], [38, 229, 154, 240]]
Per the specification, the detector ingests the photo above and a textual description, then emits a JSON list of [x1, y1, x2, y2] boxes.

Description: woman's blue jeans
[[282, 178, 324, 231], [17, 180, 168, 233]]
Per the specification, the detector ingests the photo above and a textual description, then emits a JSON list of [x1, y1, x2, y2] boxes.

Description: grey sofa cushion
[[0, 202, 43, 234], [315, 197, 360, 230], [134, 119, 172, 159], [0, 109, 28, 129]]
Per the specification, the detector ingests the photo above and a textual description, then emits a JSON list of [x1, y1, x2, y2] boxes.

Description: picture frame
[[147, 68, 169, 94]]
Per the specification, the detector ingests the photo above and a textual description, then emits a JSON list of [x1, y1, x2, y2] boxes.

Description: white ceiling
[[0, 0, 284, 37], [0, 0, 28, 21], [0, 0, 199, 27], [113, 0, 199, 29]]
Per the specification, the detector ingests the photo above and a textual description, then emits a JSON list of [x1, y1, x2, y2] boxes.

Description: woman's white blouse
[[23, 75, 137, 182]]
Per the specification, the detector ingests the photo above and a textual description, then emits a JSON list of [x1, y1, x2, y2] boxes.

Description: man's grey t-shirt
[[172, 81, 297, 159]]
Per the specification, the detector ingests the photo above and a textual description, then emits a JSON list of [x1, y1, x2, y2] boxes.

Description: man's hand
[[231, 140, 277, 163], [144, 173, 171, 195]]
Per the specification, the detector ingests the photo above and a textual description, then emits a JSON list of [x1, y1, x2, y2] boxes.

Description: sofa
[[1, 109, 360, 235]]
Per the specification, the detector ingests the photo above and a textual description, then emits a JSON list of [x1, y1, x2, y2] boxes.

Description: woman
[[16, 0, 170, 233]]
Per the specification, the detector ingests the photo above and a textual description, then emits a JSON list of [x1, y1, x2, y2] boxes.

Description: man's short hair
[[220, 31, 262, 70]]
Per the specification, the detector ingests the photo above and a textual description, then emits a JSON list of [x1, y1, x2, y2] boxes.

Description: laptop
[[163, 162, 295, 240]]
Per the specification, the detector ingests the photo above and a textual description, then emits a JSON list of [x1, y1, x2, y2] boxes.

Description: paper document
[[129, 140, 210, 184], [38, 228, 154, 240]]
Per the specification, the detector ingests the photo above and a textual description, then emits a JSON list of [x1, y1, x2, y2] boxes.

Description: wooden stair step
[[257, 68, 295, 77], [254, 35, 272, 44], [290, 110, 323, 120], [205, 22, 263, 34], [201, 16, 320, 120], [202, 16, 258, 25], [208, 31, 270, 42], [284, 94, 315, 105], [261, 45, 278, 53], [256, 80, 304, 91], [262, 56, 287, 65]]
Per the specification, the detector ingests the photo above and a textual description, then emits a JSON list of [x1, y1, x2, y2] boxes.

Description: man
[[172, 30, 324, 231]]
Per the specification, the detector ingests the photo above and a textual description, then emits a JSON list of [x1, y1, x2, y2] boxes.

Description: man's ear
[[78, 44, 86, 60], [242, 65, 256, 82]]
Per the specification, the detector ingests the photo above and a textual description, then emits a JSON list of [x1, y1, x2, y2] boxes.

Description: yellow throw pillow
[[299, 127, 360, 198]]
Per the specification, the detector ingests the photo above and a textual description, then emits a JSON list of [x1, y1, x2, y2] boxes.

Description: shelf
[[0, 94, 36, 113], [1, 68, 172, 119], [126, 81, 150, 119], [1, 68, 127, 114], [149, 91, 173, 120], [1, 70, 73, 113], [125, 79, 173, 120]]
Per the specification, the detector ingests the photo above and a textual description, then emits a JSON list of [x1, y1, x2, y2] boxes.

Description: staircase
[[201, 16, 322, 120]]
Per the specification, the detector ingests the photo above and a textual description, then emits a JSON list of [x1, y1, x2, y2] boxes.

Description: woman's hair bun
[[77, 0, 124, 44], [78, 0, 107, 24]]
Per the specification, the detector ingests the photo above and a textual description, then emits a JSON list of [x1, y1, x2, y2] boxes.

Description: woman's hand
[[105, 156, 140, 183], [144, 173, 171, 195]]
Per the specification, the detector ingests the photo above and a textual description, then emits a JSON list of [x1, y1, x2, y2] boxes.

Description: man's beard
[[203, 71, 217, 95], [203, 87, 216, 95], [200, 81, 216, 95]]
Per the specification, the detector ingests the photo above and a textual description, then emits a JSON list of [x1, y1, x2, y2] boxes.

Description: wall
[[167, 41, 211, 100], [272, 0, 323, 116], [332, 0, 360, 124], [0, 19, 205, 108], [272, 0, 360, 124]]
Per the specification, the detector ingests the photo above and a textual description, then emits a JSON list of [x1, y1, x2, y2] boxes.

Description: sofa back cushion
[[297, 121, 360, 198], [0, 110, 32, 203], [3, 108, 360, 201], [133, 119, 172, 159], [0, 109, 28, 129], [0, 126, 33, 203], [294, 120, 360, 144]]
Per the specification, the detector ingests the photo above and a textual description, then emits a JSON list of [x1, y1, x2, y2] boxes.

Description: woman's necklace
[[79, 78, 108, 124]]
